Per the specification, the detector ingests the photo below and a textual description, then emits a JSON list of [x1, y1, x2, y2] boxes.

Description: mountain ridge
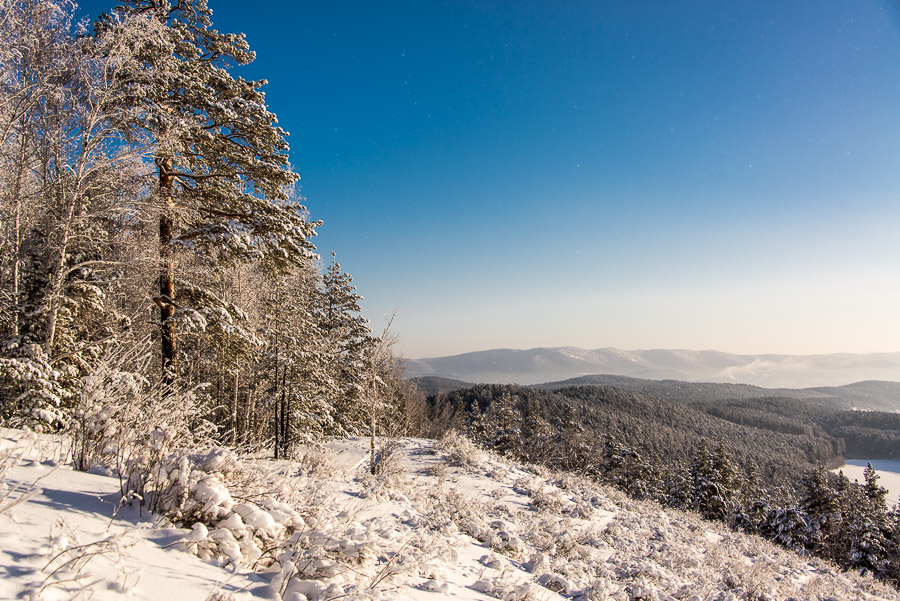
[[404, 346, 900, 391]]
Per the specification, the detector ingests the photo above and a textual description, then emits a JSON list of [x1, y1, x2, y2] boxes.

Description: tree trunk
[[157, 158, 177, 384], [231, 372, 239, 446], [9, 135, 28, 340], [43, 203, 73, 354], [279, 368, 287, 458], [43, 127, 82, 355], [273, 341, 279, 459], [370, 371, 377, 475]]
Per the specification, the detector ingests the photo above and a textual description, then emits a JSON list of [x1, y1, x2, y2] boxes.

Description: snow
[[0, 429, 265, 601], [835, 459, 900, 507], [1, 428, 897, 601]]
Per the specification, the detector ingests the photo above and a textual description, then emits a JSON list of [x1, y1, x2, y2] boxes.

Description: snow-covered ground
[[2, 428, 897, 601], [835, 459, 900, 508], [0, 429, 266, 600]]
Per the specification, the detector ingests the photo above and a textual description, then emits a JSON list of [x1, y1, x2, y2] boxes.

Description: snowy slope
[[1, 428, 896, 601], [0, 429, 266, 600]]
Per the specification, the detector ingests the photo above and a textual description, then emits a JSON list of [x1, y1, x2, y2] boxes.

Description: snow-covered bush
[[68, 346, 219, 519], [368, 436, 404, 478], [0, 344, 69, 431], [292, 444, 339, 478], [438, 429, 486, 471]]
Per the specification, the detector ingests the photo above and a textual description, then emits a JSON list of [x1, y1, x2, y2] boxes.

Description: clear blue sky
[[78, 1, 900, 358]]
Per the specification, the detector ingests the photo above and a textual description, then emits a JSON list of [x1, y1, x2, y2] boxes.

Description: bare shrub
[[68, 344, 217, 517], [40, 518, 135, 598], [0, 441, 40, 515], [291, 443, 339, 479], [438, 430, 485, 470], [373, 437, 404, 477]]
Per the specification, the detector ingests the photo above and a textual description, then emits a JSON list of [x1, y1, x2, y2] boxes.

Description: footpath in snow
[[1, 428, 897, 601]]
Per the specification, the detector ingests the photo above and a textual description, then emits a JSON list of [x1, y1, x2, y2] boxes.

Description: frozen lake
[[833, 459, 900, 508]]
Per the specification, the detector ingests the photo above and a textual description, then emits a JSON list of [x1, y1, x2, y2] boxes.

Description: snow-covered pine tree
[[799, 465, 841, 552], [758, 504, 815, 553], [551, 403, 590, 472], [688, 440, 739, 521], [863, 463, 890, 513], [483, 390, 522, 457], [259, 264, 333, 451], [841, 476, 892, 576], [711, 441, 740, 517], [521, 396, 554, 464], [317, 252, 374, 435], [99, 0, 319, 383], [661, 464, 693, 510]]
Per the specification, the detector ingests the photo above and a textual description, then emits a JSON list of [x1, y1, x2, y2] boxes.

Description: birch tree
[[0, 0, 150, 426]]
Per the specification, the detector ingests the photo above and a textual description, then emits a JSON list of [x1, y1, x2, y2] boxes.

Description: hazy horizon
[[404, 345, 900, 391], [407, 344, 900, 362]]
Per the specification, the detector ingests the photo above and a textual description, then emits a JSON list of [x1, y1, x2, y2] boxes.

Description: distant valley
[[405, 346, 900, 400]]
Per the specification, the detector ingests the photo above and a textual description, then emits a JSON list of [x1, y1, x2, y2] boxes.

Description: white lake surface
[[833, 459, 900, 508]]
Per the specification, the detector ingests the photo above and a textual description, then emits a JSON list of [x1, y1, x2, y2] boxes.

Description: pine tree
[[688, 440, 738, 521], [101, 0, 319, 382], [759, 505, 815, 553], [552, 403, 589, 472], [318, 252, 374, 435], [863, 463, 889, 513], [521, 397, 554, 463], [484, 391, 522, 457]]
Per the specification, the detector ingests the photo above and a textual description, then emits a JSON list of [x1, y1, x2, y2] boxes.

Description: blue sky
[[78, 1, 900, 358]]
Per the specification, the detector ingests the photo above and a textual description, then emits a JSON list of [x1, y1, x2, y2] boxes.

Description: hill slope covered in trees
[[424, 383, 900, 585]]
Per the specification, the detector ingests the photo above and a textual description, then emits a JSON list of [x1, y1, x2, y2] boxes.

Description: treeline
[[537, 374, 900, 412], [533, 374, 804, 403], [426, 384, 900, 585], [426, 384, 843, 489], [695, 397, 900, 459], [0, 0, 423, 453]]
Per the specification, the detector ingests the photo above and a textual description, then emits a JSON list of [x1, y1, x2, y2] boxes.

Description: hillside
[[535, 374, 826, 402], [424, 384, 844, 490], [405, 347, 900, 406], [409, 376, 474, 396], [807, 380, 900, 411], [2, 429, 896, 601], [691, 396, 900, 459], [536, 374, 900, 413]]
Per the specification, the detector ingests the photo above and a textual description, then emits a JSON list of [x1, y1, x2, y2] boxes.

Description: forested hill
[[807, 380, 900, 412], [536, 374, 900, 412], [424, 383, 845, 491], [409, 376, 473, 396], [425, 380, 900, 483], [424, 383, 900, 588], [693, 396, 900, 460]]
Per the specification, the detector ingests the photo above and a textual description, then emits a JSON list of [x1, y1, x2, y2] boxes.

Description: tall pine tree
[[100, 0, 319, 382]]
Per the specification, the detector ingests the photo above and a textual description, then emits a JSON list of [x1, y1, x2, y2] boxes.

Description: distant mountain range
[[404, 346, 900, 390]]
